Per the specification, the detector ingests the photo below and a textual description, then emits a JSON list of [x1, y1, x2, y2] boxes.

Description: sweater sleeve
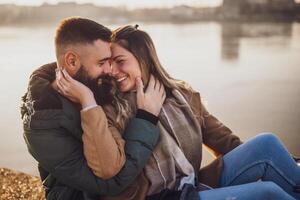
[[81, 106, 126, 179], [81, 105, 159, 180]]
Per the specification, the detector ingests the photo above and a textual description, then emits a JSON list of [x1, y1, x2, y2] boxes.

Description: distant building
[[170, 5, 194, 17], [223, 0, 296, 18]]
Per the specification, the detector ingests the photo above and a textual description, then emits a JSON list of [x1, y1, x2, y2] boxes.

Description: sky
[[0, 0, 223, 8]]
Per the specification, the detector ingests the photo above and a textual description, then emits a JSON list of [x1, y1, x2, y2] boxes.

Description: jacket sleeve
[[80, 106, 125, 179], [24, 117, 159, 196], [190, 91, 242, 157]]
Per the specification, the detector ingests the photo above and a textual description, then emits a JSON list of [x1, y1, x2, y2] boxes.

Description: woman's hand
[[56, 69, 97, 109], [136, 75, 166, 116]]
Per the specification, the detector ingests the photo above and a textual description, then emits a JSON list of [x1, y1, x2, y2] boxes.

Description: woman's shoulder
[[177, 81, 201, 100], [176, 81, 204, 112], [176, 82, 206, 125]]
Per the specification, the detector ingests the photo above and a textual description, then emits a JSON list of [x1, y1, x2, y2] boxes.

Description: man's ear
[[63, 51, 80, 76]]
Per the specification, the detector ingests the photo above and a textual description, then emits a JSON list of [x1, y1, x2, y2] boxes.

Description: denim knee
[[257, 181, 285, 197], [254, 132, 281, 148]]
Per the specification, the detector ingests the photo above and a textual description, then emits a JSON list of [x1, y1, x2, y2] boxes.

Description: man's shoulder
[[22, 96, 82, 140]]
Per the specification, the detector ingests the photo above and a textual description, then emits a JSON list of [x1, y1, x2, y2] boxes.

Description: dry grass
[[0, 168, 45, 200]]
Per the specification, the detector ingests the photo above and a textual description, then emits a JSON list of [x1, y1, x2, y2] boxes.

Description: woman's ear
[[64, 51, 80, 76]]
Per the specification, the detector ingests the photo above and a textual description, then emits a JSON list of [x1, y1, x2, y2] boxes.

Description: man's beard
[[73, 65, 91, 87], [73, 65, 116, 105]]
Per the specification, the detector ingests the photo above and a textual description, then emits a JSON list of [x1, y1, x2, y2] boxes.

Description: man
[[21, 17, 164, 199]]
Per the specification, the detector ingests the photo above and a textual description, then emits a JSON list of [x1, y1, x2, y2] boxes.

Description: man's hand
[[136, 75, 166, 116]]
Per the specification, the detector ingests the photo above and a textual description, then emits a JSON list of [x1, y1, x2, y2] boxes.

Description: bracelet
[[81, 104, 98, 112]]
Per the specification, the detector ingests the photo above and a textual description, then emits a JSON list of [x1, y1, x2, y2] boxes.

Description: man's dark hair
[[55, 17, 111, 55]]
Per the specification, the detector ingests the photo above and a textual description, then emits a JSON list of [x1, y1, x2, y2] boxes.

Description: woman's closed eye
[[116, 59, 124, 65]]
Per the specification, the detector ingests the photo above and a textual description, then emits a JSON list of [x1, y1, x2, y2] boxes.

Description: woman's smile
[[116, 74, 130, 90], [116, 75, 128, 83]]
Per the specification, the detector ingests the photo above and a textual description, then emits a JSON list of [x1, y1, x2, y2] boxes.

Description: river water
[[0, 22, 299, 175]]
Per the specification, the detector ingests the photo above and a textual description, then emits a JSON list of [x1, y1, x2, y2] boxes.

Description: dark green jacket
[[21, 63, 159, 199]]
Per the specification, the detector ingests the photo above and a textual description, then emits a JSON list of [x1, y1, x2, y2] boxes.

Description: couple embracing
[[21, 17, 300, 200]]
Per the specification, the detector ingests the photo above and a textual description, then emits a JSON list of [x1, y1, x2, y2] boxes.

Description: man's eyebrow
[[98, 57, 111, 62]]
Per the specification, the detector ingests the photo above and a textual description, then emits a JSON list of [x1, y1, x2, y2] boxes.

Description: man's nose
[[102, 62, 112, 74]]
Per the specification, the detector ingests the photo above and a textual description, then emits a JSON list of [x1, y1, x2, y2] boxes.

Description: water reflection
[[221, 22, 292, 61]]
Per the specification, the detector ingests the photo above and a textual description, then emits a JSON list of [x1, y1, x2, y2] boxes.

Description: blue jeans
[[199, 133, 300, 200]]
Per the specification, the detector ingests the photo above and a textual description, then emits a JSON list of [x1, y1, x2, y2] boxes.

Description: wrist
[[137, 104, 159, 116], [136, 109, 159, 125], [81, 94, 96, 109], [143, 108, 159, 116]]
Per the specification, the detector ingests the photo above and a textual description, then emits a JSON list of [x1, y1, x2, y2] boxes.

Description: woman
[[57, 25, 300, 200]]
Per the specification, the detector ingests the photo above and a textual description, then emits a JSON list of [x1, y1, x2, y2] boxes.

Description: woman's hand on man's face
[[136, 75, 166, 116], [56, 69, 96, 109]]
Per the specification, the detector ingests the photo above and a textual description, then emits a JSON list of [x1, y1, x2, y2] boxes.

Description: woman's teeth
[[117, 76, 127, 83]]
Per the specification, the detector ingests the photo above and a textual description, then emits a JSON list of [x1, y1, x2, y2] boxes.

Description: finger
[[56, 68, 61, 80], [55, 68, 59, 77], [57, 88, 67, 97], [57, 69, 64, 80], [162, 89, 166, 102], [56, 87, 62, 94], [56, 79, 66, 94], [146, 75, 155, 92], [62, 69, 73, 82], [57, 75, 70, 94], [136, 77, 145, 109], [136, 77, 144, 96], [153, 77, 158, 90], [158, 80, 164, 92], [58, 70, 70, 88], [154, 78, 161, 91], [159, 84, 165, 97]]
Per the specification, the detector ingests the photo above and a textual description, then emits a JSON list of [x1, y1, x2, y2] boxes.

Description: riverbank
[[0, 3, 300, 26], [0, 168, 44, 200]]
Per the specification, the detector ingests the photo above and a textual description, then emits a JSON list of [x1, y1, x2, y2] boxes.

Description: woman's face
[[111, 43, 142, 92]]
